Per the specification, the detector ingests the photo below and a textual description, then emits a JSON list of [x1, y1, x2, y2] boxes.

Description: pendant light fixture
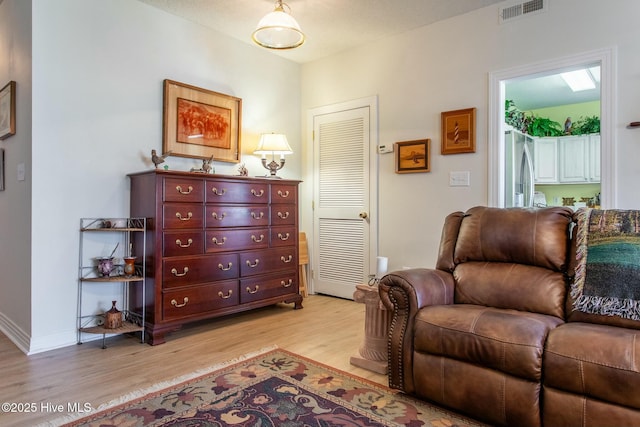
[[252, 0, 305, 50]]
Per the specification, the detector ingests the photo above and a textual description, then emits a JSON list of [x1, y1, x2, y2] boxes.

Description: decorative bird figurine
[[151, 149, 172, 169]]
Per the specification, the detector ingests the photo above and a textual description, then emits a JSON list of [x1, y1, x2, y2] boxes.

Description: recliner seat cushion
[[544, 322, 640, 410], [414, 304, 564, 381]]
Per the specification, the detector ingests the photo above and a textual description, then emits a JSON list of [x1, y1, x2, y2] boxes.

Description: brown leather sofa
[[379, 206, 640, 427]]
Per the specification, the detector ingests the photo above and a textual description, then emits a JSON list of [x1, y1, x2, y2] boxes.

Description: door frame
[[306, 96, 379, 295], [488, 47, 617, 208]]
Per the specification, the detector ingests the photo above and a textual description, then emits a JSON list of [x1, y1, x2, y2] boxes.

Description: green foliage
[[505, 100, 532, 134], [527, 116, 564, 137], [572, 115, 601, 135]]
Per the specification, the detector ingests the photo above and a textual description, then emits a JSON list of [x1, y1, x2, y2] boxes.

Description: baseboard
[[0, 311, 31, 354]]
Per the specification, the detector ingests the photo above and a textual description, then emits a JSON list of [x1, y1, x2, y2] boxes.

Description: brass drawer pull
[[211, 187, 226, 196], [251, 189, 265, 197], [277, 232, 290, 241], [277, 190, 290, 198], [175, 238, 193, 248], [171, 297, 189, 308], [246, 259, 260, 268], [218, 290, 233, 299], [251, 212, 264, 220], [251, 234, 265, 243], [175, 185, 193, 195], [211, 236, 227, 246], [175, 212, 193, 221], [211, 212, 226, 220], [280, 255, 293, 263], [218, 262, 233, 271], [171, 267, 189, 277], [277, 211, 290, 219], [246, 285, 260, 294], [281, 279, 293, 288]]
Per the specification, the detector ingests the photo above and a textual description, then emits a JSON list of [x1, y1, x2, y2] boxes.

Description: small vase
[[105, 301, 122, 329], [123, 257, 136, 277], [97, 257, 114, 277]]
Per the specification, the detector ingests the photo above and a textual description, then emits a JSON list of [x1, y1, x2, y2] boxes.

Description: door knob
[[359, 212, 368, 219]]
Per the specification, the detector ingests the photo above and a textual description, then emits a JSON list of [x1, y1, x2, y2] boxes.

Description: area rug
[[52, 347, 485, 426]]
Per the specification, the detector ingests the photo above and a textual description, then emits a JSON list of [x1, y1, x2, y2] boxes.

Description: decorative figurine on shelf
[[237, 163, 248, 176], [151, 149, 172, 169], [564, 117, 572, 135], [190, 155, 215, 174]]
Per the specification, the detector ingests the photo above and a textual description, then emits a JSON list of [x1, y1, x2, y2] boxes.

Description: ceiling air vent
[[499, 0, 547, 24]]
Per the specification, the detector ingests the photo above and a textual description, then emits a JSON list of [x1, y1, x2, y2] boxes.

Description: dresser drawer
[[271, 184, 297, 204], [205, 205, 269, 228], [240, 247, 297, 277], [162, 280, 239, 320], [163, 253, 238, 288], [205, 228, 269, 253], [163, 203, 204, 229], [163, 231, 204, 257], [206, 180, 269, 204], [240, 273, 297, 304], [163, 177, 204, 203], [271, 205, 296, 226], [270, 226, 297, 247]]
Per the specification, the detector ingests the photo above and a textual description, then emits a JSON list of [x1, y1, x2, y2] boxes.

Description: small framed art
[[0, 148, 4, 191], [0, 81, 16, 140], [163, 79, 242, 163], [395, 139, 431, 173], [441, 107, 476, 154]]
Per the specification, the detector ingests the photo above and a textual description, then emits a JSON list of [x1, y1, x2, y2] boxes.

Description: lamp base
[[256, 175, 283, 179]]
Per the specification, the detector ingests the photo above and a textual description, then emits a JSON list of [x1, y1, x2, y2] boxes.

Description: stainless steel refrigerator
[[505, 129, 534, 208]]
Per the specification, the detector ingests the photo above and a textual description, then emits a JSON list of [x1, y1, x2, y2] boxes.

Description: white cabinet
[[589, 134, 601, 182], [533, 134, 600, 184], [559, 136, 589, 183], [534, 138, 558, 183]]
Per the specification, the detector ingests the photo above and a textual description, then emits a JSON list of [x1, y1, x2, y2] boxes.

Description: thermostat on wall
[[378, 144, 394, 154]]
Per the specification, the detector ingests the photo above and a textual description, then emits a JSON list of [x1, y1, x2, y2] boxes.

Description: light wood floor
[[0, 295, 387, 426]]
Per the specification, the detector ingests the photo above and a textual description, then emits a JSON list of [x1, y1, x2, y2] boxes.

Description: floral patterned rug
[[57, 347, 484, 426]]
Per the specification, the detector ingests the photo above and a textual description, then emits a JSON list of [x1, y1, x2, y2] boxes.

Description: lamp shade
[[252, 1, 305, 49], [254, 133, 293, 155]]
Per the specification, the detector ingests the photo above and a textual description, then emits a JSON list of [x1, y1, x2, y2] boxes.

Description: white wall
[[0, 0, 33, 352], [23, 0, 301, 353], [301, 0, 640, 272]]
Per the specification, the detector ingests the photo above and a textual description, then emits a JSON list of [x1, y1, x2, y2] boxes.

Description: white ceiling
[[137, 0, 506, 64], [137, 0, 601, 110]]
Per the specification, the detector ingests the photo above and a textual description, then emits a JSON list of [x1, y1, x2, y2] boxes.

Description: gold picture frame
[[441, 107, 476, 155], [163, 79, 242, 163], [395, 139, 431, 173], [0, 81, 16, 140]]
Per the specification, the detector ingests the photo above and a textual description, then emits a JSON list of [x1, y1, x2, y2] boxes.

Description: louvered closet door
[[313, 107, 370, 299]]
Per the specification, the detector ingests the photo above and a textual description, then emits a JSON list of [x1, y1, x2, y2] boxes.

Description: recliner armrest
[[378, 268, 455, 392]]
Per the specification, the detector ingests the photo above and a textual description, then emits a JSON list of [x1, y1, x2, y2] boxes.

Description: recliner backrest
[[436, 206, 574, 318]]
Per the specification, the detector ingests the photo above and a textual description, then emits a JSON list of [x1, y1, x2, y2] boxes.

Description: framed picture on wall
[[0, 148, 5, 191], [162, 79, 242, 163], [395, 139, 431, 173], [0, 81, 16, 140], [441, 107, 476, 154]]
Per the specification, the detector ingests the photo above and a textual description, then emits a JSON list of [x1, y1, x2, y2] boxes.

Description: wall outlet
[[378, 144, 394, 154]]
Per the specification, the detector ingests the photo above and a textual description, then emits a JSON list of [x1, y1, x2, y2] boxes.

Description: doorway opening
[[488, 48, 616, 209]]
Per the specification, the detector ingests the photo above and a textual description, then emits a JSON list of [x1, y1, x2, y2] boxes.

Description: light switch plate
[[17, 163, 25, 181], [449, 171, 470, 186]]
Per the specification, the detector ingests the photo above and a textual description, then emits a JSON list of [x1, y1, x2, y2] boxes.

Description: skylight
[[561, 69, 596, 92]]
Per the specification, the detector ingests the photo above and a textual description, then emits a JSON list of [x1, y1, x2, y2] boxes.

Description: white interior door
[[311, 99, 377, 299]]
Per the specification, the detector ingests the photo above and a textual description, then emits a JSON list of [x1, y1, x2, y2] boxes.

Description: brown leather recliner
[[379, 206, 573, 427], [379, 206, 640, 427]]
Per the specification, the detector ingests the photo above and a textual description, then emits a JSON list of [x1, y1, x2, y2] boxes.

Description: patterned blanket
[[572, 208, 640, 320]]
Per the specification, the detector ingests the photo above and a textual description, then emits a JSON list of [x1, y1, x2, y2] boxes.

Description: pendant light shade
[[252, 0, 305, 50]]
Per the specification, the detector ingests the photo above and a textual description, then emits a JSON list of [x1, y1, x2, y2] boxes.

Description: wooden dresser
[[128, 170, 302, 344]]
